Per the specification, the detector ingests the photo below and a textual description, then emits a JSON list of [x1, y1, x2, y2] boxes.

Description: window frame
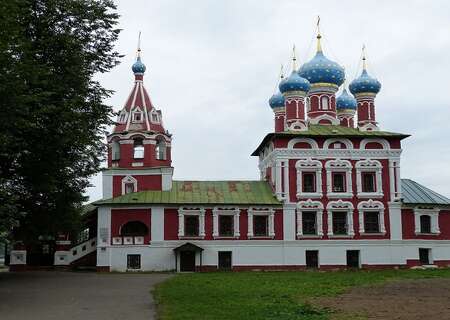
[[356, 159, 383, 198], [357, 200, 386, 235], [184, 215, 200, 237], [363, 211, 380, 233], [178, 208, 206, 239], [325, 159, 353, 198], [121, 176, 137, 195], [212, 207, 240, 238], [131, 107, 144, 123], [133, 138, 145, 159], [247, 208, 275, 239], [326, 200, 355, 237], [414, 208, 440, 235], [296, 158, 323, 199], [297, 199, 324, 238]]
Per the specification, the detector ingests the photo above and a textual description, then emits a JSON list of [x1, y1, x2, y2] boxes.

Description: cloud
[[85, 0, 450, 201]]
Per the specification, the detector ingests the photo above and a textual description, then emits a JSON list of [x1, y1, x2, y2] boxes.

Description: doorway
[[346, 250, 360, 268], [218, 251, 232, 270], [305, 250, 319, 268], [419, 248, 431, 265], [180, 251, 196, 272]]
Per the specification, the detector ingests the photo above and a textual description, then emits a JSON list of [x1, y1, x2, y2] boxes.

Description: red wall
[[111, 209, 151, 244], [113, 175, 162, 197]]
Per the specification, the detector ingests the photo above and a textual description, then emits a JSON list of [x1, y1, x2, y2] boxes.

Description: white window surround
[[321, 96, 329, 110], [326, 200, 355, 237], [177, 208, 206, 238], [287, 138, 319, 149], [121, 176, 137, 195], [308, 114, 340, 125], [296, 158, 323, 199], [360, 138, 390, 150], [323, 138, 353, 150], [117, 110, 128, 124], [247, 207, 275, 238], [356, 159, 383, 198], [296, 199, 324, 237], [357, 200, 386, 235], [131, 107, 144, 123], [150, 109, 160, 124], [325, 159, 353, 198], [212, 207, 240, 238], [414, 208, 440, 235]]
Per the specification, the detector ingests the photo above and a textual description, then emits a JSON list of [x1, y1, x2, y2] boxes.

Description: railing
[[69, 237, 97, 264]]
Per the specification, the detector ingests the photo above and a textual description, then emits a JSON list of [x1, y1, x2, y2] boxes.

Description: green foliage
[[154, 269, 450, 320], [0, 0, 120, 242]]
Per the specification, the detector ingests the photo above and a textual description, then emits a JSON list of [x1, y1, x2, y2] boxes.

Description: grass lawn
[[154, 268, 450, 320]]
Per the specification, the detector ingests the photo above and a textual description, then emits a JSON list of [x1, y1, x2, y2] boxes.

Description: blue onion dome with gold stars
[[298, 34, 345, 87], [349, 69, 381, 95], [269, 91, 285, 109], [132, 56, 146, 74], [336, 88, 357, 110], [279, 70, 311, 94]]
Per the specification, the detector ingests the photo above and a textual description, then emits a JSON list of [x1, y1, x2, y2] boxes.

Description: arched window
[[321, 96, 329, 110], [420, 215, 431, 234], [120, 221, 149, 236], [111, 141, 120, 160], [155, 138, 166, 160], [133, 138, 144, 159]]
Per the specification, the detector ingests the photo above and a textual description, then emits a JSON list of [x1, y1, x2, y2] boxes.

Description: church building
[[9, 27, 450, 272]]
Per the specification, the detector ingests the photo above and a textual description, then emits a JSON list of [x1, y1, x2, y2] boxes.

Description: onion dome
[[336, 88, 357, 110], [349, 48, 381, 95], [132, 56, 146, 74], [279, 71, 311, 94], [298, 34, 345, 86], [269, 91, 285, 109]]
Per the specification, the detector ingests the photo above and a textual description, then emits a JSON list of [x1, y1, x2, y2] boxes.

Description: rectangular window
[[302, 172, 316, 193], [419, 248, 430, 265], [125, 183, 135, 194], [218, 251, 232, 270], [219, 215, 234, 237], [184, 215, 199, 237], [127, 254, 141, 269], [253, 215, 268, 236], [332, 212, 347, 235], [332, 172, 346, 192], [302, 211, 317, 235], [420, 215, 431, 234], [305, 250, 319, 268], [362, 172, 376, 193], [364, 212, 380, 233]]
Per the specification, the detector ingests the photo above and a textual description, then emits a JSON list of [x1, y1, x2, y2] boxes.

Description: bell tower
[[102, 35, 173, 199]]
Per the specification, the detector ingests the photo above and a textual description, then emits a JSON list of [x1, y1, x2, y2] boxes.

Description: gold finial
[[137, 31, 142, 58], [316, 15, 322, 52], [292, 45, 298, 71], [362, 44, 367, 70]]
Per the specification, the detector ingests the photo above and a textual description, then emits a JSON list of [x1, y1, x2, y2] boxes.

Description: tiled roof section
[[95, 181, 282, 206], [252, 125, 409, 156], [401, 179, 450, 205]]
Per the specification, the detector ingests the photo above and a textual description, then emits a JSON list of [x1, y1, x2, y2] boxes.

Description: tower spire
[[316, 15, 322, 53], [292, 45, 298, 71], [137, 31, 142, 58], [362, 44, 367, 70]]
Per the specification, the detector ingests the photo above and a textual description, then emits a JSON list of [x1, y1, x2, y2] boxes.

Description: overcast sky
[[87, 0, 450, 201]]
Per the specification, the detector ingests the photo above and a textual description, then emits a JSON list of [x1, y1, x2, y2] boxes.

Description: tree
[[0, 0, 120, 243]]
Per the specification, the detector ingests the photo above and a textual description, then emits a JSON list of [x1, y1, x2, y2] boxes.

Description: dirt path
[[315, 278, 450, 320]]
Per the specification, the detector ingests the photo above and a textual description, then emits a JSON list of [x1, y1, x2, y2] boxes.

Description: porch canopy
[[173, 242, 204, 272]]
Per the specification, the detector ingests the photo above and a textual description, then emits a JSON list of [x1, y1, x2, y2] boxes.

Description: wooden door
[[180, 251, 196, 272]]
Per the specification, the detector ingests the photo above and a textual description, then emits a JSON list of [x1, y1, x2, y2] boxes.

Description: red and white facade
[[10, 37, 450, 272]]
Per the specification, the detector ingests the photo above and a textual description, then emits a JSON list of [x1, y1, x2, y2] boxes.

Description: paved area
[[0, 271, 172, 320]]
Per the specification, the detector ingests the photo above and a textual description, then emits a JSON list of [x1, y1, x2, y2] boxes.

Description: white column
[[347, 169, 353, 194], [177, 212, 184, 237], [327, 211, 333, 236], [269, 210, 275, 237], [326, 170, 332, 193], [389, 160, 396, 201], [234, 210, 240, 237], [296, 210, 303, 237], [359, 210, 364, 233], [283, 161, 289, 200], [380, 210, 386, 234], [283, 206, 296, 241], [389, 202, 403, 240], [97, 206, 112, 268], [212, 210, 219, 238], [151, 207, 164, 241], [247, 211, 253, 237], [356, 169, 362, 194], [317, 210, 324, 236], [395, 164, 402, 199], [414, 211, 420, 234], [275, 160, 283, 200], [347, 211, 355, 236], [376, 168, 383, 194], [199, 209, 206, 237]]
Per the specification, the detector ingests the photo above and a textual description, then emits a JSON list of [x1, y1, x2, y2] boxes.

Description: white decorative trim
[[359, 122, 379, 132], [247, 207, 275, 238], [295, 158, 323, 198], [413, 208, 440, 235], [121, 175, 137, 195], [177, 207, 206, 238], [308, 113, 340, 125], [323, 138, 353, 150], [287, 138, 319, 150], [212, 207, 240, 238], [296, 200, 324, 237], [287, 120, 308, 132], [326, 200, 355, 237], [325, 159, 353, 198], [360, 138, 390, 150], [355, 159, 383, 197], [131, 106, 144, 123], [357, 200, 386, 234]]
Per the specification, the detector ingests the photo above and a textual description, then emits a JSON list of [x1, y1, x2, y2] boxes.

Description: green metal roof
[[252, 125, 409, 155], [95, 181, 282, 206], [401, 179, 450, 205]]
